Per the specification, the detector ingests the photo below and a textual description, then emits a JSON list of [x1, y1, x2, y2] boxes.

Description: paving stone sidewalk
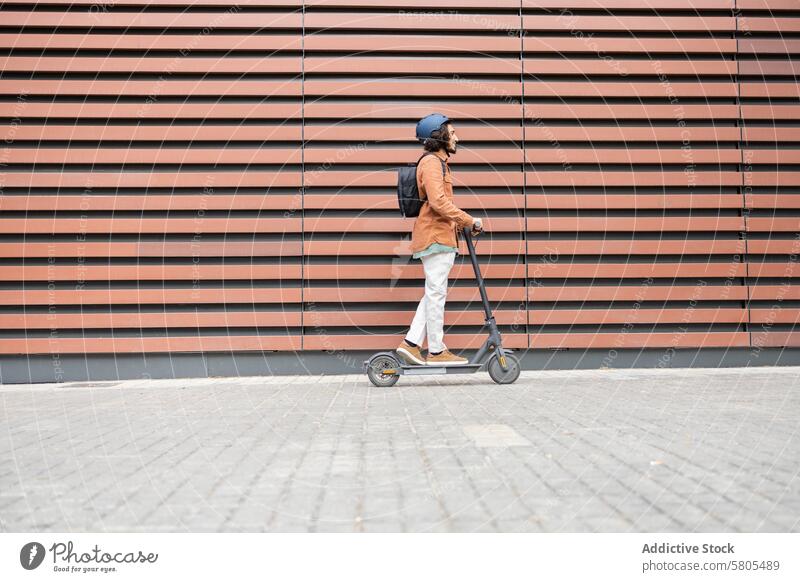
[[1, 367, 798, 533]]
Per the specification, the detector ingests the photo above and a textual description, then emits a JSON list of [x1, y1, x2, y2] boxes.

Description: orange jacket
[[410, 149, 475, 253]]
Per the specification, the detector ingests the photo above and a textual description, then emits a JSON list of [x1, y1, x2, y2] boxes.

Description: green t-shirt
[[412, 242, 459, 260]]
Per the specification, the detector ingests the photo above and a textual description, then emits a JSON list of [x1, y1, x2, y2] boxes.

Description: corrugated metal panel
[[739, 1, 800, 350], [0, 0, 797, 357], [0, 0, 305, 355]]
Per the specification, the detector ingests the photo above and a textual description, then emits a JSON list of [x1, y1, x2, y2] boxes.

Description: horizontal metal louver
[[0, 0, 797, 360]]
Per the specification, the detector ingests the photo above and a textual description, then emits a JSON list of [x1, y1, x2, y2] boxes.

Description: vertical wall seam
[[300, 1, 305, 351], [734, 0, 753, 347], [520, 0, 528, 352]]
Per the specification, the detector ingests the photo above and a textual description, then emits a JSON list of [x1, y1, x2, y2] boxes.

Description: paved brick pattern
[[1, 368, 798, 532]]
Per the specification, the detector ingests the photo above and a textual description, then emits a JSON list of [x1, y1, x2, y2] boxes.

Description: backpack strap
[[416, 152, 447, 177], [415, 153, 447, 202]]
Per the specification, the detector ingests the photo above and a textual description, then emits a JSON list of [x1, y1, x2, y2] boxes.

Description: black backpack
[[397, 152, 447, 217]]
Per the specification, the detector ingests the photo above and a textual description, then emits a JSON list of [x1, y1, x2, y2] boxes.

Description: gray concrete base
[[1, 347, 799, 384]]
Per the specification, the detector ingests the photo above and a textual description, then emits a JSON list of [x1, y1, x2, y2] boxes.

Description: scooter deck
[[396, 363, 483, 376]]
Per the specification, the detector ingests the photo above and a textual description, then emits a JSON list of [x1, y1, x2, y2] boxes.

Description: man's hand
[[471, 217, 483, 235]]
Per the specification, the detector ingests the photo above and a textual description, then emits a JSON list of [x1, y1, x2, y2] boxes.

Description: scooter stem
[[462, 226, 493, 320]]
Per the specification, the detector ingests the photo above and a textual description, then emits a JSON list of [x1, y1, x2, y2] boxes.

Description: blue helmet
[[415, 113, 450, 143]]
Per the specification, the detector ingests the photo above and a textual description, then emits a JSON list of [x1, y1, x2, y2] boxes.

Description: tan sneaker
[[396, 339, 425, 365], [426, 348, 469, 366]]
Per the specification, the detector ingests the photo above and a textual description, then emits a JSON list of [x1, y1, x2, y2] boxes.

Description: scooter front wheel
[[487, 352, 521, 385], [366, 352, 400, 388]]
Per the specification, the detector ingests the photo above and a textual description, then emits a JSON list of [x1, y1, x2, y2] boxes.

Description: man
[[396, 113, 483, 366]]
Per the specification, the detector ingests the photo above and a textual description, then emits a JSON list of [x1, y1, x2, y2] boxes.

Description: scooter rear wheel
[[366, 353, 400, 387], [487, 352, 521, 385]]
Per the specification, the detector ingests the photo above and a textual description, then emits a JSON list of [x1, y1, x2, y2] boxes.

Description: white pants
[[405, 251, 456, 354]]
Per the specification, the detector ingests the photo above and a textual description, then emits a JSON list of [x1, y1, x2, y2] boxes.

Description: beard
[[446, 141, 457, 154]]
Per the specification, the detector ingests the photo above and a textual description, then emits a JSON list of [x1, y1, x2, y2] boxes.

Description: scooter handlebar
[[464, 222, 484, 238]]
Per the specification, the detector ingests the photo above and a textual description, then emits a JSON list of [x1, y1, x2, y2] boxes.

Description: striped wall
[[0, 0, 798, 364]]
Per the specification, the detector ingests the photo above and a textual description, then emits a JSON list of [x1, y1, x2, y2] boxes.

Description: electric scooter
[[363, 225, 521, 387]]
